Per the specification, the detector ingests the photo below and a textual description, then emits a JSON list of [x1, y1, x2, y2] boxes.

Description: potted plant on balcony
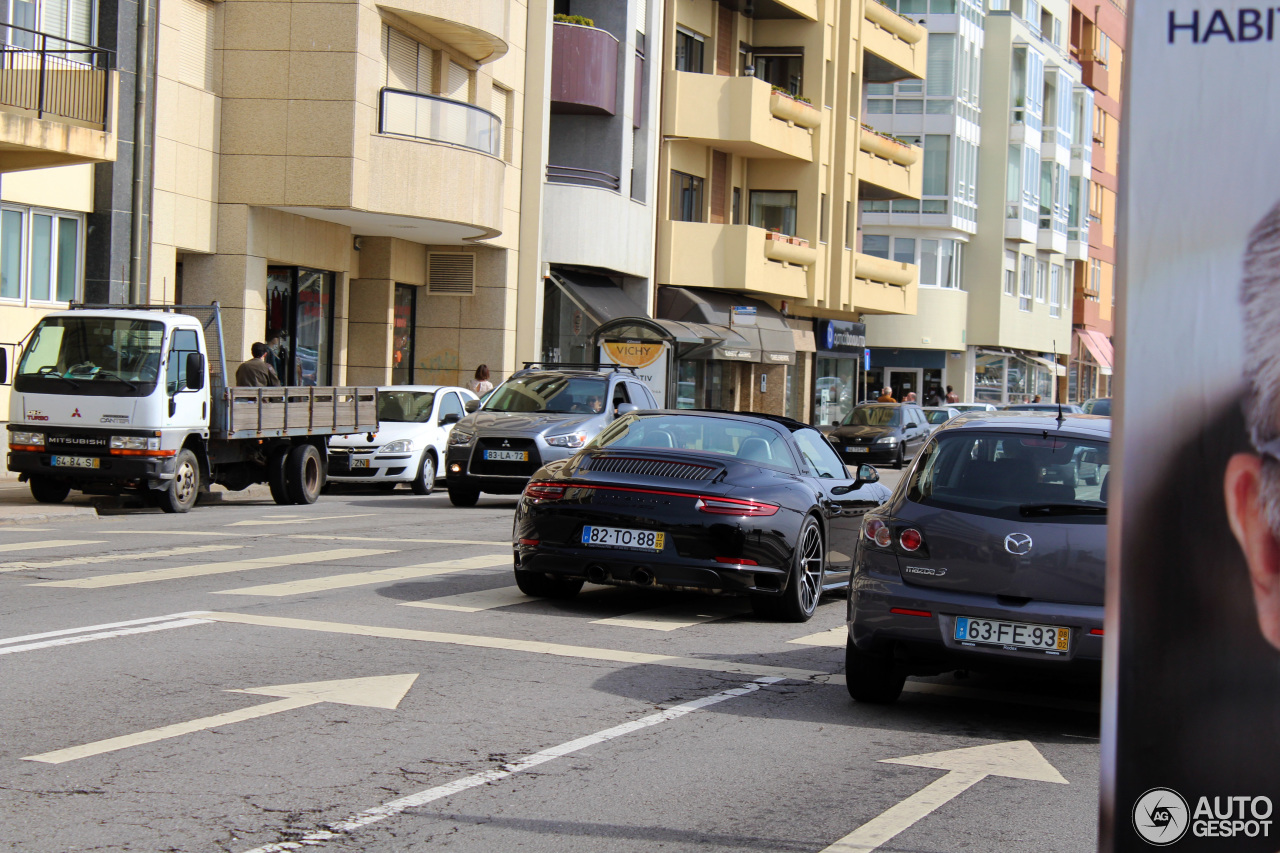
[[766, 228, 786, 242], [553, 13, 596, 26]]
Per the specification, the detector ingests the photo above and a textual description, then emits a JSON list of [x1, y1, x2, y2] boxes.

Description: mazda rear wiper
[[1019, 503, 1107, 516]]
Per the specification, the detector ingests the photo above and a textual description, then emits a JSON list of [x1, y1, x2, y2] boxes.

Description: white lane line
[[229, 514, 376, 527], [399, 585, 533, 613], [215, 554, 509, 597], [0, 543, 245, 573], [30, 548, 395, 589], [0, 611, 211, 646], [590, 605, 737, 632], [788, 627, 846, 647], [0, 617, 210, 655], [236, 677, 782, 853], [95, 529, 244, 537], [0, 539, 104, 555], [289, 535, 500, 546]]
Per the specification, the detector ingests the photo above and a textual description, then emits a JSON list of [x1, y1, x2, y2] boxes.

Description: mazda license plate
[[581, 526, 665, 552], [485, 450, 528, 461], [51, 455, 99, 469], [954, 617, 1070, 652]]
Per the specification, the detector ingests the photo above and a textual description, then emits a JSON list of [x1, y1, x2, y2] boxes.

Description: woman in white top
[[466, 364, 494, 396]]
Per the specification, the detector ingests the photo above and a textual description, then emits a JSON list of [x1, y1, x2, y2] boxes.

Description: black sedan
[[825, 403, 932, 469], [512, 411, 892, 622]]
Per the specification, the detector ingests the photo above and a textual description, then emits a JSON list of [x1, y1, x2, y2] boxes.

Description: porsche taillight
[[523, 482, 566, 501], [695, 496, 779, 517]]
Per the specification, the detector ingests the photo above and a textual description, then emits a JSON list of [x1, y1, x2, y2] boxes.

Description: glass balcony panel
[[380, 88, 501, 157]]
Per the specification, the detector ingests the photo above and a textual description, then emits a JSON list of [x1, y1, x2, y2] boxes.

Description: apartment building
[[588, 0, 929, 422], [525, 0, 663, 368], [1067, 0, 1121, 402], [0, 0, 122, 417], [863, 0, 1090, 405]]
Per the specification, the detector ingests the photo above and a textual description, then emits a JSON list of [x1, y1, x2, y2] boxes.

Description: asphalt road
[[0, 471, 1101, 852]]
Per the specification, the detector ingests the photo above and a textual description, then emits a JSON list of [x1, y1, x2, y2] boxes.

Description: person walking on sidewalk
[[467, 364, 494, 396]]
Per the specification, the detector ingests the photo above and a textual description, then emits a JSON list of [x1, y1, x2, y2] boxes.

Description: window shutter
[[417, 45, 435, 94], [926, 33, 954, 97], [445, 60, 471, 101], [41, 0, 68, 41], [427, 253, 476, 295], [636, 0, 647, 32], [492, 84, 512, 161], [179, 0, 215, 90], [67, 0, 91, 46], [385, 26, 418, 91]]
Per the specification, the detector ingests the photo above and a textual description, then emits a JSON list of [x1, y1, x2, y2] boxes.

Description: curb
[[0, 507, 98, 526]]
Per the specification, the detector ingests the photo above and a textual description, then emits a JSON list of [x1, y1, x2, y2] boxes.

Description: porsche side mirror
[[855, 463, 879, 485]]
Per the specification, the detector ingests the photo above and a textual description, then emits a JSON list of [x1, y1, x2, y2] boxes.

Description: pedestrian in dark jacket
[[235, 342, 281, 386]]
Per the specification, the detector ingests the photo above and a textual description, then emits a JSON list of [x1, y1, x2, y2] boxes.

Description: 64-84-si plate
[[581, 526, 665, 552]]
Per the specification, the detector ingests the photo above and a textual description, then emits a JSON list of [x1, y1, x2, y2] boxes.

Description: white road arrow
[[820, 740, 1068, 853], [23, 673, 419, 765]]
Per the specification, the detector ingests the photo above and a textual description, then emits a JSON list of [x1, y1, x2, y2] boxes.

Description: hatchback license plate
[[484, 450, 528, 461], [846, 446, 869, 453], [51, 455, 99, 469], [581, 526, 665, 552], [351, 458, 369, 469], [954, 617, 1069, 652]]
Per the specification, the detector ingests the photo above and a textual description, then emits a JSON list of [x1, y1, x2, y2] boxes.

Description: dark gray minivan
[[846, 412, 1109, 703]]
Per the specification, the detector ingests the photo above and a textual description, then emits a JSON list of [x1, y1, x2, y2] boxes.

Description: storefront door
[[887, 368, 922, 403], [267, 266, 335, 386]]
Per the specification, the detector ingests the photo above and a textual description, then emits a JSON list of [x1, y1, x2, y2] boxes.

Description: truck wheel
[[29, 477, 70, 504], [157, 449, 201, 513], [448, 485, 480, 507], [267, 447, 291, 505], [411, 451, 437, 496], [285, 444, 323, 505]]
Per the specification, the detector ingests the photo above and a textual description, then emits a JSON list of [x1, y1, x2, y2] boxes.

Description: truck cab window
[[166, 330, 201, 395]]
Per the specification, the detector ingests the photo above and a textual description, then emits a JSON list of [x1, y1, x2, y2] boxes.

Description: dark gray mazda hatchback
[[846, 411, 1110, 703]]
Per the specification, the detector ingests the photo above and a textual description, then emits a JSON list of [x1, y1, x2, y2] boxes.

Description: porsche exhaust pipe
[[631, 566, 654, 586], [586, 565, 607, 584]]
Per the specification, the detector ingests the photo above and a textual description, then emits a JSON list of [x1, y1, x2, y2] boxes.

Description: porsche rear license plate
[[351, 458, 369, 469], [581, 526, 665, 552], [484, 449, 528, 461], [51, 455, 99, 469], [954, 617, 1070, 652]]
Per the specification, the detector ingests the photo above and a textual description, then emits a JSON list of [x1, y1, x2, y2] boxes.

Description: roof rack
[[518, 361, 639, 375]]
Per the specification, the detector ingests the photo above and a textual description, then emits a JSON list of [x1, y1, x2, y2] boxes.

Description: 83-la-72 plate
[[581, 526, 665, 552], [954, 616, 1069, 652]]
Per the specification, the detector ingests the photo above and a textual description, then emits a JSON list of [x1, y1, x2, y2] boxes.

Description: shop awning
[[657, 287, 797, 366], [549, 270, 647, 325], [1025, 354, 1068, 377], [1075, 328, 1115, 376]]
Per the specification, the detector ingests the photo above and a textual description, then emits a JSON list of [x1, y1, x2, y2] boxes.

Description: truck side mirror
[[0, 347, 8, 384], [185, 352, 205, 390]]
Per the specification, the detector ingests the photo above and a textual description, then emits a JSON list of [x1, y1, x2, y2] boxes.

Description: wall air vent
[[427, 253, 476, 295]]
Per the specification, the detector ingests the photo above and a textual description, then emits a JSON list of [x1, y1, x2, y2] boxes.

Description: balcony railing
[[379, 88, 501, 157], [546, 164, 620, 191], [0, 25, 113, 128]]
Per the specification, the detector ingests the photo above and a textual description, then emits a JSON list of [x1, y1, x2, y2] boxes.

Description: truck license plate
[[581, 526, 665, 552], [51, 455, 100, 469], [485, 450, 528, 461]]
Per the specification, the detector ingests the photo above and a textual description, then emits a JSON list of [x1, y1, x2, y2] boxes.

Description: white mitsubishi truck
[[3, 303, 376, 512]]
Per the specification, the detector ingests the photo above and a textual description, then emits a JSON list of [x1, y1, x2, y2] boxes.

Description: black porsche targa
[[512, 411, 893, 621]]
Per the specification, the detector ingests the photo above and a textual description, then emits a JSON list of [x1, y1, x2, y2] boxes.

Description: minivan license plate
[[954, 617, 1069, 652], [581, 526, 665, 552], [51, 455, 99, 469], [485, 450, 528, 461]]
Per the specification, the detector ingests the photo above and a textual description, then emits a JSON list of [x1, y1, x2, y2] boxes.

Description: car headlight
[[111, 435, 160, 451], [10, 431, 44, 447], [449, 430, 475, 446], [545, 431, 587, 448], [874, 436, 900, 445], [378, 439, 414, 454]]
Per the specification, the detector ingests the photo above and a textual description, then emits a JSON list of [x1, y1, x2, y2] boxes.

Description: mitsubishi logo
[[502, 440, 510, 447], [1004, 533, 1033, 555], [71, 408, 82, 418]]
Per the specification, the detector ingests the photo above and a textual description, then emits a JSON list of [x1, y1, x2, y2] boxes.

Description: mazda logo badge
[[1004, 533, 1033, 555]]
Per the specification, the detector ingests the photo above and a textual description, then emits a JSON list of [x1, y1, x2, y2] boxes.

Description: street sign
[[731, 306, 757, 326], [864, 349, 871, 371], [818, 740, 1067, 852], [24, 674, 419, 764]]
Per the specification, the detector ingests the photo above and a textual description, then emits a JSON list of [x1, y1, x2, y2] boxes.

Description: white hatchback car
[[327, 386, 477, 494]]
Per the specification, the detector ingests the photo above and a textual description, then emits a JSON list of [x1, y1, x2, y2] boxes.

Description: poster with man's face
[[1103, 2, 1280, 849]]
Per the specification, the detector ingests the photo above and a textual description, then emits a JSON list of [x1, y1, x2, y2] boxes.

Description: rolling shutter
[[384, 26, 418, 91], [427, 253, 476, 295], [179, 0, 215, 90]]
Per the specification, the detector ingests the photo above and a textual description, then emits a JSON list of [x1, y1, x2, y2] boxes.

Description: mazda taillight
[[864, 517, 892, 548], [899, 528, 923, 552], [695, 496, 779, 517], [523, 482, 565, 501]]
